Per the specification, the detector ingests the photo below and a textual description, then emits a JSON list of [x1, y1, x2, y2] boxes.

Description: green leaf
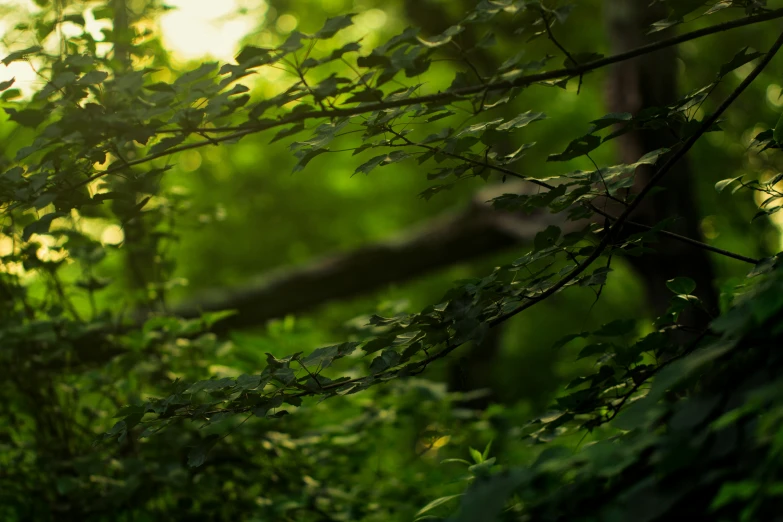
[[552, 332, 588, 349], [369, 348, 401, 373], [2, 45, 42, 65], [718, 47, 763, 79], [491, 184, 567, 213], [75, 277, 112, 291], [633, 148, 669, 166], [705, 1, 732, 16], [666, 277, 696, 295], [92, 6, 113, 19], [236, 374, 262, 391], [2, 88, 21, 101], [292, 148, 329, 172], [328, 40, 361, 60], [468, 458, 496, 477], [149, 135, 186, 156], [415, 494, 463, 517], [469, 447, 483, 464], [92, 192, 135, 204], [201, 310, 238, 328], [534, 225, 561, 251], [456, 118, 503, 138], [311, 75, 350, 100], [715, 175, 743, 193], [77, 70, 109, 85], [32, 192, 57, 209], [482, 440, 493, 460], [589, 112, 632, 132], [279, 31, 306, 53], [710, 481, 760, 511], [252, 396, 285, 418], [0, 78, 15, 91], [175, 62, 218, 85], [300, 345, 340, 370], [548, 134, 602, 162], [577, 343, 610, 359], [235, 45, 272, 65], [354, 151, 410, 175], [594, 319, 636, 337], [441, 458, 472, 466], [475, 31, 497, 49], [144, 82, 175, 93], [419, 183, 454, 200], [4, 107, 48, 128], [187, 434, 220, 468], [62, 13, 86, 26], [774, 112, 783, 144], [345, 89, 383, 104], [315, 14, 356, 39], [496, 111, 547, 131], [611, 395, 657, 431], [269, 123, 304, 144], [362, 335, 395, 354], [417, 25, 464, 48], [23, 212, 65, 241], [355, 154, 388, 176], [371, 26, 420, 58]]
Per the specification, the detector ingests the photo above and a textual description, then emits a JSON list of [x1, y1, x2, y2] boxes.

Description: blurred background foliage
[[1, 0, 783, 520]]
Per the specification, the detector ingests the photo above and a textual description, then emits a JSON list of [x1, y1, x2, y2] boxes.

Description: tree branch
[[170, 185, 572, 331], [538, 7, 583, 93], [385, 125, 759, 265], [590, 207, 760, 265], [73, 9, 783, 187], [340, 27, 783, 391]]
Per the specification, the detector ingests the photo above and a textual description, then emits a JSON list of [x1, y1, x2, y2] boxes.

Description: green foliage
[[2, 0, 783, 520]]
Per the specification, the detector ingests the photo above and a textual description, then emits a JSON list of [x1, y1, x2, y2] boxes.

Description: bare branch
[[169, 185, 571, 331]]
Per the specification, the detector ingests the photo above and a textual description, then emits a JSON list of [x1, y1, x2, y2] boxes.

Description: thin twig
[[539, 7, 584, 93], [590, 206, 760, 265], [385, 127, 554, 190], [384, 127, 759, 265]]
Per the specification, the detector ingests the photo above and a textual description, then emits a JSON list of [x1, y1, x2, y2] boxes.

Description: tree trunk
[[112, 0, 164, 311], [606, 0, 718, 318]]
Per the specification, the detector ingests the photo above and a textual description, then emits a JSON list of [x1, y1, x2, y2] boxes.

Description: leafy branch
[[61, 8, 783, 192], [485, 28, 783, 328], [307, 26, 783, 413], [115, 31, 780, 432]]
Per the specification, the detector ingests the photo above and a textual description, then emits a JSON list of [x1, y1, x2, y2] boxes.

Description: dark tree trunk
[[606, 0, 719, 318]]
